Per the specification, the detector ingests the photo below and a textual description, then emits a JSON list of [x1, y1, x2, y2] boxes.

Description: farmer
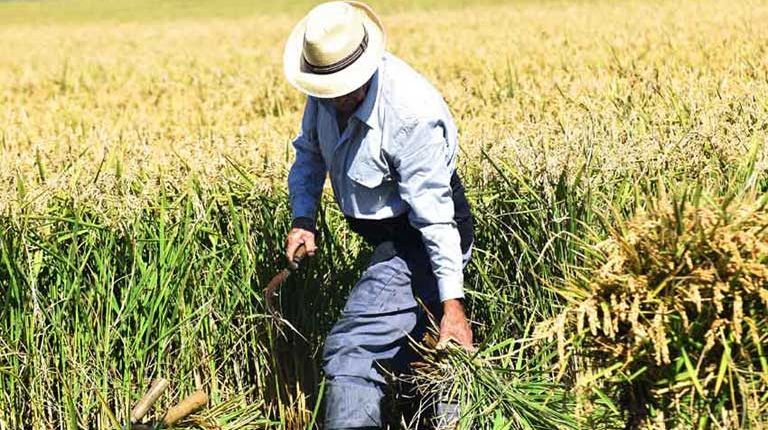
[[282, 1, 474, 428]]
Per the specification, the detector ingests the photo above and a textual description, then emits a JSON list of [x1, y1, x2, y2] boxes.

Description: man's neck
[[336, 110, 353, 135]]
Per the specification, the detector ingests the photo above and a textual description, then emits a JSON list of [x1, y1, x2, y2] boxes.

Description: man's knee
[[322, 260, 420, 384]]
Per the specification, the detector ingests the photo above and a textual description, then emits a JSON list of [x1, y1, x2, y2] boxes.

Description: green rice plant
[[0, 176, 326, 428]]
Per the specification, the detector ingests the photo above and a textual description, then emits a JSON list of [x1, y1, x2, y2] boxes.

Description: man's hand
[[437, 299, 474, 352], [285, 228, 317, 263]]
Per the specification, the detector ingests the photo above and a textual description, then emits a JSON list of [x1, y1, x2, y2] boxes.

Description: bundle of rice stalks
[[542, 193, 768, 428], [401, 332, 577, 430]]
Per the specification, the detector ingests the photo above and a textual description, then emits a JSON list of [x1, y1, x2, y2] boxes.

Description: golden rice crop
[[1, 0, 766, 217], [543, 192, 768, 428]]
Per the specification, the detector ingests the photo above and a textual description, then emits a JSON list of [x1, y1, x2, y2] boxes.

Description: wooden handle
[[130, 378, 169, 423], [288, 244, 308, 270], [163, 390, 208, 426]]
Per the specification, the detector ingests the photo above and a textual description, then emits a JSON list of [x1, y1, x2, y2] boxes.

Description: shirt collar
[[316, 65, 382, 130], [352, 67, 381, 130]]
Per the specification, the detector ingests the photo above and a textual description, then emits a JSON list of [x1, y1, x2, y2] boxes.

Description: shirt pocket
[[346, 158, 389, 189], [345, 126, 391, 189]]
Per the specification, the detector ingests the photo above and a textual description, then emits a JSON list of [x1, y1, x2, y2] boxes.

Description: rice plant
[[542, 190, 768, 428]]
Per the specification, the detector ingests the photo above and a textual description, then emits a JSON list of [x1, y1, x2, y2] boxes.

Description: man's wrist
[[291, 216, 317, 234], [443, 298, 465, 314]]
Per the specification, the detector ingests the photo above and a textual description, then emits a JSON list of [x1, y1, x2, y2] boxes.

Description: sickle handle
[[288, 243, 308, 270], [163, 390, 208, 426], [130, 378, 169, 423]]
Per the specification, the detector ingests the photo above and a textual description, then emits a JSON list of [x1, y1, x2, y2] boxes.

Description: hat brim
[[284, 1, 386, 99]]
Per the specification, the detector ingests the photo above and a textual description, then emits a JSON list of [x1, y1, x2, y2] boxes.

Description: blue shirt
[[288, 52, 464, 301]]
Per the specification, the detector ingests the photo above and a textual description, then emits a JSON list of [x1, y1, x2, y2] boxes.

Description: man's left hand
[[437, 299, 474, 352]]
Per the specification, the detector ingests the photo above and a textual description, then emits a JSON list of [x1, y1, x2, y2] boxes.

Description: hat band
[[302, 27, 369, 76]]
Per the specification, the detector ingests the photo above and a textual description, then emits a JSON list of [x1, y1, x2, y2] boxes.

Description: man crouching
[[282, 2, 474, 428]]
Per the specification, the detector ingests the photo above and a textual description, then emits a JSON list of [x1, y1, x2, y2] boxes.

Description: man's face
[[331, 82, 369, 114]]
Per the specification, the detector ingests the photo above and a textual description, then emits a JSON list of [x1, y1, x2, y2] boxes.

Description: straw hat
[[283, 1, 386, 99]]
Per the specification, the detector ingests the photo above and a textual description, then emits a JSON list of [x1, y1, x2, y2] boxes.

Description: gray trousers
[[323, 241, 471, 429]]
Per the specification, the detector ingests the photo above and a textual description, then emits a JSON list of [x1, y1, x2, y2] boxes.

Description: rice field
[[1, 0, 767, 428]]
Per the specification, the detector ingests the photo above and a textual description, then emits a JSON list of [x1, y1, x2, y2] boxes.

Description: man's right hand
[[285, 228, 317, 263]]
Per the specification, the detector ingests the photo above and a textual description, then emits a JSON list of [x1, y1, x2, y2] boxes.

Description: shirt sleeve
[[391, 119, 464, 302], [287, 98, 326, 230]]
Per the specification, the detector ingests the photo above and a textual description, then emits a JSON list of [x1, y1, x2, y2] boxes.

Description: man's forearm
[[287, 155, 325, 223], [417, 222, 464, 302]]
